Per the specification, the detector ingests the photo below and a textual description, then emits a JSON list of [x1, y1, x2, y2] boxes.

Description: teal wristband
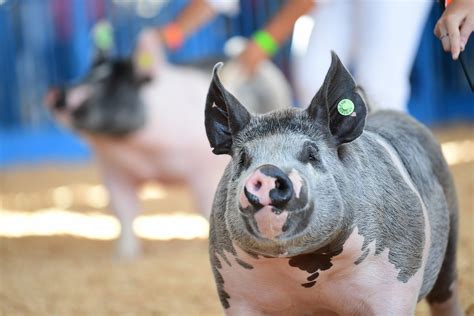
[[252, 30, 279, 56]]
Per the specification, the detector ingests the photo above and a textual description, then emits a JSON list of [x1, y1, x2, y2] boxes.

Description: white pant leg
[[353, 0, 432, 112], [291, 1, 355, 106]]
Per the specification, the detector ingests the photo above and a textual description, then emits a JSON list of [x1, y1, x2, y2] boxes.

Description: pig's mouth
[[240, 201, 314, 242], [230, 198, 342, 259]]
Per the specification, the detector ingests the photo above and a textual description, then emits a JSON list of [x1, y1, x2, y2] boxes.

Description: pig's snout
[[240, 166, 310, 240], [243, 165, 293, 209], [44, 88, 67, 111]]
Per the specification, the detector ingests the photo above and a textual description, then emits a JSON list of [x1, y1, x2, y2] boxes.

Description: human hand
[[434, 0, 474, 60], [238, 41, 269, 76], [134, 28, 161, 59]]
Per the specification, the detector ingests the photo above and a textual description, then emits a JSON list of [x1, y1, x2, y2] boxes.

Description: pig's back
[[364, 110, 457, 299]]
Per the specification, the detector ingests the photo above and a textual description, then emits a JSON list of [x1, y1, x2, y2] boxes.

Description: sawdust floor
[[1, 125, 473, 315]]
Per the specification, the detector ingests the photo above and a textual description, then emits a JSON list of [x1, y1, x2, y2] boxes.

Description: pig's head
[[45, 54, 151, 136], [205, 52, 367, 257]]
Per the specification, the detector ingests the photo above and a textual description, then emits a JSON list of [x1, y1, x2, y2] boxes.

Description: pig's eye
[[299, 143, 320, 166], [238, 149, 252, 170]]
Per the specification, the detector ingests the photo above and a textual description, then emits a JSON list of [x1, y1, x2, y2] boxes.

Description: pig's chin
[[240, 201, 314, 239], [232, 202, 330, 258], [234, 234, 328, 259], [230, 201, 345, 258]]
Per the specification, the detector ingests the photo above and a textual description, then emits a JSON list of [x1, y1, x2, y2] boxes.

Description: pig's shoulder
[[364, 110, 447, 179], [364, 110, 453, 299], [365, 110, 436, 146], [364, 110, 450, 187]]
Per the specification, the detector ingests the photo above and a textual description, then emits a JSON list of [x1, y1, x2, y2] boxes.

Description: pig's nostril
[[270, 174, 293, 208], [244, 165, 294, 209], [275, 179, 289, 191]]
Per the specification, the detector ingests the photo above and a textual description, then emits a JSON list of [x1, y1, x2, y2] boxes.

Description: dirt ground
[[1, 126, 473, 315]]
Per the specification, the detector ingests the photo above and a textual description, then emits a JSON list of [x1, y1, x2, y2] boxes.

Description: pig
[[204, 52, 463, 315], [46, 31, 289, 259]]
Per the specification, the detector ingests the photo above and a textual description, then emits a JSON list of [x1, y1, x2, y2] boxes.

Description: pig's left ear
[[306, 52, 367, 146], [205, 63, 251, 155]]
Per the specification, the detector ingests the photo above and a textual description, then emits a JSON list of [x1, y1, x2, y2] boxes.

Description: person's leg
[[291, 1, 354, 106], [353, 1, 432, 112]]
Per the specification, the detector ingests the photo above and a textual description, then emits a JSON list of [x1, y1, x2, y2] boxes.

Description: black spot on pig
[[354, 248, 369, 265], [281, 203, 313, 236], [285, 184, 308, 211], [307, 272, 319, 281], [209, 165, 239, 309], [302, 281, 316, 288], [242, 188, 263, 210], [213, 267, 231, 309], [288, 244, 344, 288], [236, 258, 254, 270]]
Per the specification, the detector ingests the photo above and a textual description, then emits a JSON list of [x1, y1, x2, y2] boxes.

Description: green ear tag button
[[138, 53, 153, 70], [337, 99, 355, 116], [93, 21, 113, 51]]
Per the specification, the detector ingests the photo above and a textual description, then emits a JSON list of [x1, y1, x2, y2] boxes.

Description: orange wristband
[[162, 22, 184, 51]]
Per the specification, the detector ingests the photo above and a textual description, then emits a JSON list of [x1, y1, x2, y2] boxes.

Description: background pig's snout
[[243, 165, 293, 209], [44, 88, 67, 111]]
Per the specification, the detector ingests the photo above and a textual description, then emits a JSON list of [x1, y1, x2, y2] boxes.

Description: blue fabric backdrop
[[0, 0, 472, 167]]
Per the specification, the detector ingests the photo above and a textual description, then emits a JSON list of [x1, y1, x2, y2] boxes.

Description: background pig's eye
[[299, 143, 320, 166]]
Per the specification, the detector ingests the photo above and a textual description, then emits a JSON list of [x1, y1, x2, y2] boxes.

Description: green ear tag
[[93, 21, 113, 51], [337, 99, 355, 116]]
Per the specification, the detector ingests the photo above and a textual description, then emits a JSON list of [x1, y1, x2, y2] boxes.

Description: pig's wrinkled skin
[[47, 35, 287, 259], [205, 53, 463, 315]]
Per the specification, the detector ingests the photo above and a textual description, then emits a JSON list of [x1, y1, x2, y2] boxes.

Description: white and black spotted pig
[[45, 31, 291, 259], [204, 53, 463, 315]]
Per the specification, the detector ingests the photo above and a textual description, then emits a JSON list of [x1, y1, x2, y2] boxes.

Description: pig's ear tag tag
[[93, 20, 113, 52], [138, 52, 153, 71], [337, 99, 355, 116]]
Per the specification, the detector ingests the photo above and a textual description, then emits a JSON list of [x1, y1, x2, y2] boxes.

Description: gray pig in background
[[204, 53, 463, 315], [45, 31, 290, 259]]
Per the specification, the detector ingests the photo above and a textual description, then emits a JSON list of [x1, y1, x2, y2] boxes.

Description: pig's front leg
[[361, 289, 418, 316], [103, 167, 141, 259], [429, 286, 464, 316]]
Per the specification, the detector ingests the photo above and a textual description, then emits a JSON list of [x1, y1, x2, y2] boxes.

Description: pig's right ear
[[205, 63, 251, 155]]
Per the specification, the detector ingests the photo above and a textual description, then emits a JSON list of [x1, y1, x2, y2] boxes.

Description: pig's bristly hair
[[205, 52, 367, 157]]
